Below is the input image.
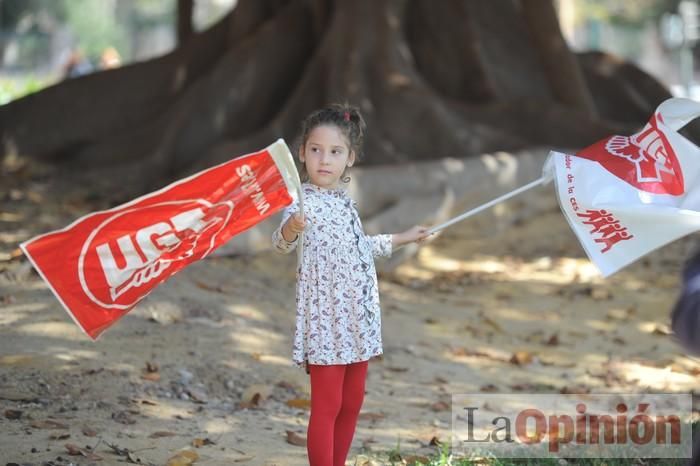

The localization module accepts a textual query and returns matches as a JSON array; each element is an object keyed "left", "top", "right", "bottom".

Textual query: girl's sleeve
[
  {"left": 367, "top": 234, "right": 393, "bottom": 258},
  {"left": 271, "top": 202, "right": 300, "bottom": 254},
  {"left": 351, "top": 201, "right": 392, "bottom": 258}
]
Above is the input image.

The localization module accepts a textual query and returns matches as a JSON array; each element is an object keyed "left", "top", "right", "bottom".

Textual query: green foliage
[
  {"left": 0, "top": 0, "right": 177, "bottom": 68},
  {"left": 364, "top": 433, "right": 690, "bottom": 465},
  {"left": 0, "top": 77, "right": 51, "bottom": 105},
  {"left": 60, "top": 0, "right": 127, "bottom": 61},
  {"left": 574, "top": 0, "right": 680, "bottom": 26}
]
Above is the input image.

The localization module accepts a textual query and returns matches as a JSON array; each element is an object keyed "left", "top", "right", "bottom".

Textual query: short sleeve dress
[{"left": 271, "top": 182, "right": 392, "bottom": 369}]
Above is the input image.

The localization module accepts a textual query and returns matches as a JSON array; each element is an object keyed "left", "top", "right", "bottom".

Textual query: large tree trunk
[
  {"left": 0, "top": 0, "right": 670, "bottom": 197},
  {"left": 177, "top": 0, "right": 194, "bottom": 45},
  {"left": 521, "top": 0, "right": 597, "bottom": 117}
]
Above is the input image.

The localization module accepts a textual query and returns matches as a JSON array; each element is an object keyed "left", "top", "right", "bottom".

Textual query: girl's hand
[
  {"left": 282, "top": 212, "right": 306, "bottom": 241},
  {"left": 395, "top": 225, "right": 434, "bottom": 247}
]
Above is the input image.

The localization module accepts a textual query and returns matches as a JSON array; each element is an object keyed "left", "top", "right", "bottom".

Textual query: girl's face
[{"left": 300, "top": 125, "right": 355, "bottom": 189}]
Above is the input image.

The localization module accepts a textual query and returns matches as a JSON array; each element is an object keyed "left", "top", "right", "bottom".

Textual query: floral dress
[{"left": 271, "top": 182, "right": 393, "bottom": 369}]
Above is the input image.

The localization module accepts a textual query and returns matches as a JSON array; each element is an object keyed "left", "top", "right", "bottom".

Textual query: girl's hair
[{"left": 297, "top": 103, "right": 366, "bottom": 183}]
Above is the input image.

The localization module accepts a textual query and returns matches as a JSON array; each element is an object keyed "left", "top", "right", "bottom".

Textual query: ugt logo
[
  {"left": 577, "top": 112, "right": 684, "bottom": 196},
  {"left": 78, "top": 200, "right": 233, "bottom": 309},
  {"left": 576, "top": 209, "right": 634, "bottom": 253}
]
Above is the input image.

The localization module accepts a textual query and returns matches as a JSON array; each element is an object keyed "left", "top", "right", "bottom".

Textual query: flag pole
[
  {"left": 268, "top": 139, "right": 305, "bottom": 265},
  {"left": 427, "top": 176, "right": 548, "bottom": 235},
  {"left": 296, "top": 184, "right": 305, "bottom": 266}
]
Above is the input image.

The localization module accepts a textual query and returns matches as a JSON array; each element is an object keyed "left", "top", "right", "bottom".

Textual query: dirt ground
[{"left": 1, "top": 156, "right": 699, "bottom": 465}]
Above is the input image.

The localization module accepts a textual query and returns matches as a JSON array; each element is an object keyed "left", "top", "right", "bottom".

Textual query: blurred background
[
  {"left": 0, "top": 0, "right": 237, "bottom": 103},
  {"left": 1, "top": 0, "right": 695, "bottom": 194},
  {"left": 0, "top": 0, "right": 696, "bottom": 102}
]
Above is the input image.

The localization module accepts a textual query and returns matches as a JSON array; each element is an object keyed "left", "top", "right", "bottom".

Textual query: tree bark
[
  {"left": 177, "top": 0, "right": 194, "bottom": 45},
  {"left": 0, "top": 0, "right": 669, "bottom": 198},
  {"left": 521, "top": 0, "right": 598, "bottom": 117}
]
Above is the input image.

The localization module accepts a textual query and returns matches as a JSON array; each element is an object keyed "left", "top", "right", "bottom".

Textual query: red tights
[{"left": 307, "top": 360, "right": 368, "bottom": 466}]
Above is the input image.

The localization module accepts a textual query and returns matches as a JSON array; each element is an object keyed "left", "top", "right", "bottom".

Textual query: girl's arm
[
  {"left": 391, "top": 226, "right": 432, "bottom": 249},
  {"left": 367, "top": 226, "right": 432, "bottom": 257},
  {"left": 271, "top": 205, "right": 300, "bottom": 254}
]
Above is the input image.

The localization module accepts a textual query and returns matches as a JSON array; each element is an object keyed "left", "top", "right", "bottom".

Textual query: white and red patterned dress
[{"left": 272, "top": 182, "right": 392, "bottom": 369}]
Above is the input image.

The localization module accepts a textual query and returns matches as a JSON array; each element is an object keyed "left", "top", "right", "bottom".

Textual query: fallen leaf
[
  {"left": 186, "top": 388, "right": 208, "bottom": 403},
  {"left": 431, "top": 401, "right": 450, "bottom": 412},
  {"left": 450, "top": 347, "right": 503, "bottom": 361},
  {"left": 358, "top": 412, "right": 385, "bottom": 422},
  {"left": 127, "top": 451, "right": 143, "bottom": 463},
  {"left": 64, "top": 443, "right": 102, "bottom": 460},
  {"left": 286, "top": 430, "right": 306, "bottom": 447},
  {"left": 149, "top": 431, "right": 178, "bottom": 438},
  {"left": 166, "top": 450, "right": 199, "bottom": 466},
  {"left": 192, "top": 437, "right": 215, "bottom": 447},
  {"left": 634, "top": 357, "right": 672, "bottom": 368},
  {"left": 276, "top": 380, "right": 295, "bottom": 390},
  {"left": 286, "top": 398, "right": 311, "bottom": 410},
  {"left": 386, "top": 366, "right": 409, "bottom": 372},
  {"left": 510, "top": 351, "right": 534, "bottom": 366},
  {"left": 238, "top": 394, "right": 261, "bottom": 409},
  {"left": 510, "top": 382, "right": 557, "bottom": 391},
  {"left": 0, "top": 294, "right": 16, "bottom": 305},
  {"left": 136, "top": 398, "right": 158, "bottom": 406},
  {"left": 145, "top": 361, "right": 159, "bottom": 372},
  {"left": 239, "top": 384, "right": 271, "bottom": 408},
  {"left": 194, "top": 280, "right": 225, "bottom": 293},
  {"left": 141, "top": 361, "right": 160, "bottom": 381},
  {"left": 479, "top": 384, "right": 499, "bottom": 392},
  {"left": 404, "top": 455, "right": 431, "bottom": 465},
  {"left": 31, "top": 419, "right": 68, "bottom": 429},
  {"left": 50, "top": 432, "right": 70, "bottom": 440},
  {"left": 4, "top": 409, "right": 22, "bottom": 419},
  {"left": 545, "top": 334, "right": 559, "bottom": 346},
  {"left": 495, "top": 292, "right": 512, "bottom": 301},
  {"left": 560, "top": 385, "right": 591, "bottom": 394},
  {"left": 591, "top": 288, "right": 612, "bottom": 300},
  {"left": 82, "top": 427, "right": 98, "bottom": 437},
  {"left": 112, "top": 410, "right": 136, "bottom": 425},
  {"left": 233, "top": 455, "right": 255, "bottom": 463},
  {"left": 606, "top": 308, "right": 633, "bottom": 321},
  {"left": 65, "top": 443, "right": 82, "bottom": 455},
  {"left": 652, "top": 324, "right": 672, "bottom": 336},
  {"left": 141, "top": 372, "right": 161, "bottom": 382}
]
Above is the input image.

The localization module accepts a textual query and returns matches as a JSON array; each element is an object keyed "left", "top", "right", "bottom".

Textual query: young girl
[{"left": 271, "top": 103, "right": 430, "bottom": 466}]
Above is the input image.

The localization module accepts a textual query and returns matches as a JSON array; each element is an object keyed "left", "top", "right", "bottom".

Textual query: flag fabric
[
  {"left": 20, "top": 139, "right": 300, "bottom": 339},
  {"left": 544, "top": 97, "right": 700, "bottom": 277}
]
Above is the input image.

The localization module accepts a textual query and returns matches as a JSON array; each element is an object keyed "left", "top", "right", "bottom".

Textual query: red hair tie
[{"left": 343, "top": 111, "right": 350, "bottom": 122}]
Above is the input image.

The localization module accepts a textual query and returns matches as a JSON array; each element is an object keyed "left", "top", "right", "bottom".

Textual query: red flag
[{"left": 20, "top": 139, "right": 298, "bottom": 339}]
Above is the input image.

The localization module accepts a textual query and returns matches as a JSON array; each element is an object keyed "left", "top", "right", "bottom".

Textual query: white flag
[{"left": 544, "top": 97, "right": 700, "bottom": 276}]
